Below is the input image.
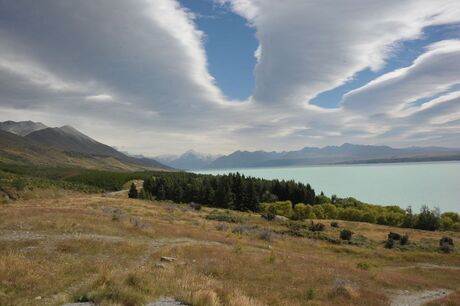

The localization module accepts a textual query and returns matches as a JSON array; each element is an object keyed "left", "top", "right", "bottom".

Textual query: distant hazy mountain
[
  {"left": 207, "top": 143, "right": 460, "bottom": 169},
  {"left": 0, "top": 121, "right": 170, "bottom": 171},
  {"left": 0, "top": 120, "right": 47, "bottom": 136},
  {"left": 155, "top": 150, "right": 221, "bottom": 169}
]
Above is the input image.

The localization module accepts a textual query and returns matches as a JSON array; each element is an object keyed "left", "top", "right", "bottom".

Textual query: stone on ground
[{"left": 146, "top": 297, "right": 187, "bottom": 305}]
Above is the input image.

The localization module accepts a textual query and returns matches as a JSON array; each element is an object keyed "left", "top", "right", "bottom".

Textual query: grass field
[{"left": 1, "top": 191, "right": 459, "bottom": 306}]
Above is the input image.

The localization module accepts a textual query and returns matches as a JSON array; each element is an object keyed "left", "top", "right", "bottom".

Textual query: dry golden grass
[{"left": 0, "top": 193, "right": 459, "bottom": 306}]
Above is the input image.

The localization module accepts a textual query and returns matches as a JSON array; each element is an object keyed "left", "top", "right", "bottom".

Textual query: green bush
[
  {"left": 260, "top": 201, "right": 293, "bottom": 218},
  {"left": 322, "top": 204, "right": 338, "bottom": 219},
  {"left": 414, "top": 206, "right": 441, "bottom": 231},
  {"left": 339, "top": 229, "right": 353, "bottom": 241},
  {"left": 356, "top": 262, "right": 370, "bottom": 270},
  {"left": 312, "top": 205, "right": 325, "bottom": 219},
  {"left": 293, "top": 203, "right": 314, "bottom": 220},
  {"left": 205, "top": 211, "right": 243, "bottom": 223},
  {"left": 11, "top": 178, "right": 26, "bottom": 191}
]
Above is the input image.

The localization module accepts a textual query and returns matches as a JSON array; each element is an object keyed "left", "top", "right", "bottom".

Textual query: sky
[{"left": 0, "top": 0, "right": 460, "bottom": 156}]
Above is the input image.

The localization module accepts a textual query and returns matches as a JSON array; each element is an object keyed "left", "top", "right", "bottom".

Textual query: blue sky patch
[{"left": 179, "top": 0, "right": 258, "bottom": 100}]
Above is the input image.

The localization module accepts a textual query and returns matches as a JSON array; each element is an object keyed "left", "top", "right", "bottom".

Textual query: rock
[
  {"left": 334, "top": 277, "right": 360, "bottom": 299},
  {"left": 155, "top": 263, "right": 167, "bottom": 269},
  {"left": 273, "top": 215, "right": 289, "bottom": 222},
  {"left": 34, "top": 296, "right": 42, "bottom": 300},
  {"left": 160, "top": 256, "right": 176, "bottom": 262},
  {"left": 146, "top": 297, "right": 187, "bottom": 305}
]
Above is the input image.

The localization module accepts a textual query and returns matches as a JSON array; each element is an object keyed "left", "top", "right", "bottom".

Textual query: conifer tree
[{"left": 128, "top": 182, "right": 138, "bottom": 199}]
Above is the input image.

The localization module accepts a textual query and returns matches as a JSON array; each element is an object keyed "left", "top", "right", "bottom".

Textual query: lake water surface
[{"left": 196, "top": 162, "right": 460, "bottom": 213}]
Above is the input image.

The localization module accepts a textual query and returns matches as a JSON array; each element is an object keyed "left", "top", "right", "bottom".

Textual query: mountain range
[
  {"left": 154, "top": 150, "right": 221, "bottom": 170},
  {"left": 0, "top": 121, "right": 170, "bottom": 171},
  {"left": 2, "top": 120, "right": 460, "bottom": 171},
  {"left": 0, "top": 120, "right": 48, "bottom": 136},
  {"left": 205, "top": 143, "right": 460, "bottom": 169}
]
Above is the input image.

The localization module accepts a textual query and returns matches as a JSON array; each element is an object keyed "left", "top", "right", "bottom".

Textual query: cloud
[
  {"left": 341, "top": 40, "right": 460, "bottom": 115},
  {"left": 85, "top": 94, "right": 115, "bottom": 103},
  {"left": 221, "top": 0, "right": 460, "bottom": 105},
  {"left": 0, "top": 0, "right": 459, "bottom": 154}
]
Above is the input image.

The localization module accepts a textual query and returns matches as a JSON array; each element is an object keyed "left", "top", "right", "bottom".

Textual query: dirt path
[
  {"left": 384, "top": 262, "right": 460, "bottom": 271},
  {"left": 0, "top": 230, "right": 126, "bottom": 242},
  {"left": 102, "top": 189, "right": 128, "bottom": 197},
  {"left": 389, "top": 289, "right": 452, "bottom": 306}
]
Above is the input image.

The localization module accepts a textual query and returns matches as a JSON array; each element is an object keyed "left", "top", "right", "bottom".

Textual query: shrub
[
  {"left": 293, "top": 203, "right": 314, "bottom": 220},
  {"left": 232, "top": 224, "right": 251, "bottom": 235},
  {"left": 339, "top": 229, "right": 353, "bottom": 241},
  {"left": 189, "top": 202, "right": 202, "bottom": 211},
  {"left": 454, "top": 222, "right": 460, "bottom": 232},
  {"left": 440, "top": 243, "right": 454, "bottom": 253},
  {"left": 205, "top": 211, "right": 243, "bottom": 223},
  {"left": 261, "top": 212, "right": 276, "bottom": 221},
  {"left": 439, "top": 237, "right": 454, "bottom": 253},
  {"left": 261, "top": 201, "right": 294, "bottom": 218},
  {"left": 440, "top": 216, "right": 454, "bottom": 231},
  {"left": 414, "top": 206, "right": 441, "bottom": 231},
  {"left": 11, "top": 178, "right": 26, "bottom": 191},
  {"left": 215, "top": 223, "right": 228, "bottom": 231},
  {"left": 305, "top": 288, "right": 315, "bottom": 300},
  {"left": 400, "top": 234, "right": 409, "bottom": 245},
  {"left": 138, "top": 189, "right": 152, "bottom": 200},
  {"left": 312, "top": 205, "right": 325, "bottom": 219},
  {"left": 356, "top": 262, "right": 370, "bottom": 270},
  {"left": 385, "top": 238, "right": 395, "bottom": 249},
  {"left": 388, "top": 232, "right": 401, "bottom": 240},
  {"left": 322, "top": 204, "right": 338, "bottom": 219},
  {"left": 442, "top": 212, "right": 460, "bottom": 223},
  {"left": 309, "top": 221, "right": 325, "bottom": 232},
  {"left": 258, "top": 229, "right": 275, "bottom": 241},
  {"left": 284, "top": 221, "right": 310, "bottom": 237},
  {"left": 330, "top": 221, "right": 339, "bottom": 228},
  {"left": 111, "top": 209, "right": 125, "bottom": 222},
  {"left": 316, "top": 193, "right": 331, "bottom": 204}
]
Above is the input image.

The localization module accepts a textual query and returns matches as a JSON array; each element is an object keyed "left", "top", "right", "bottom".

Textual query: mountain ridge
[
  {"left": 155, "top": 149, "right": 221, "bottom": 170},
  {"left": 0, "top": 121, "right": 170, "bottom": 171},
  {"left": 0, "top": 120, "right": 48, "bottom": 136},
  {"left": 206, "top": 143, "right": 460, "bottom": 169}
]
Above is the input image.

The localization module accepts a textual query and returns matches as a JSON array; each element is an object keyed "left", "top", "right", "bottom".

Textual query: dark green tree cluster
[
  {"left": 142, "top": 172, "right": 316, "bottom": 212},
  {"left": 128, "top": 183, "right": 138, "bottom": 199}
]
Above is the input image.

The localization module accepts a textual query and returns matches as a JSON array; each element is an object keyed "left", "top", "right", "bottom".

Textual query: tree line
[
  {"left": 142, "top": 172, "right": 316, "bottom": 212},
  {"left": 139, "top": 172, "right": 459, "bottom": 232}
]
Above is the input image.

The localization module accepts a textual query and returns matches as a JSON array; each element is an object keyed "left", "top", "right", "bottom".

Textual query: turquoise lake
[{"left": 196, "top": 161, "right": 460, "bottom": 213}]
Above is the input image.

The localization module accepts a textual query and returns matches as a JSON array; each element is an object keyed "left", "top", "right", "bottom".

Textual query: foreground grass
[{"left": 0, "top": 193, "right": 459, "bottom": 306}]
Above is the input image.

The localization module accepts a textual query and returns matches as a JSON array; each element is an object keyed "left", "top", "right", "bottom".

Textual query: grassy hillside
[
  {"left": 1, "top": 165, "right": 458, "bottom": 305},
  {"left": 0, "top": 191, "right": 459, "bottom": 306},
  {"left": 0, "top": 163, "right": 167, "bottom": 202},
  {"left": 0, "top": 128, "right": 170, "bottom": 172}
]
